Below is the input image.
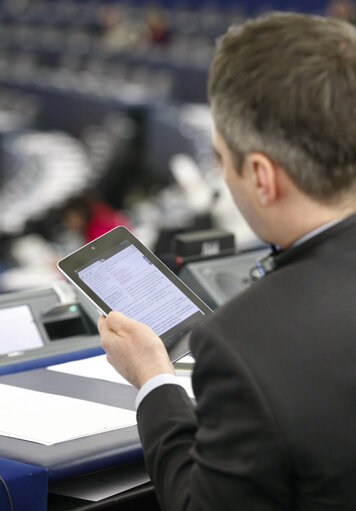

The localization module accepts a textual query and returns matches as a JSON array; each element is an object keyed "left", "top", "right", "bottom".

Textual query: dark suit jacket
[{"left": 137, "top": 214, "right": 356, "bottom": 510}]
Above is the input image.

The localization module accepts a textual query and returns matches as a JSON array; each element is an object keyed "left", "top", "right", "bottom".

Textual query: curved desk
[{"left": 0, "top": 366, "right": 145, "bottom": 511}]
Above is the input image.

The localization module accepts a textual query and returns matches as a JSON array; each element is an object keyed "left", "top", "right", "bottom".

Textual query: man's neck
[{"left": 275, "top": 198, "right": 356, "bottom": 249}]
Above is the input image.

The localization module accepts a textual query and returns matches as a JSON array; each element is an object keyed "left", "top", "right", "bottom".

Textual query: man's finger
[
  {"left": 97, "top": 315, "right": 107, "bottom": 333},
  {"left": 106, "top": 310, "right": 132, "bottom": 332}
]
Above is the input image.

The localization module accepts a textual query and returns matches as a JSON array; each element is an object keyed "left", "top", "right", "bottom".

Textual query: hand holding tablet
[
  {"left": 57, "top": 227, "right": 211, "bottom": 362},
  {"left": 97, "top": 311, "right": 175, "bottom": 388}
]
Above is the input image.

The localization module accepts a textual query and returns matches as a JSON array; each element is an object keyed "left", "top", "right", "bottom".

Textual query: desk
[
  {"left": 0, "top": 366, "right": 145, "bottom": 510},
  {"left": 0, "top": 457, "right": 47, "bottom": 511},
  {"left": 0, "top": 347, "right": 193, "bottom": 510}
]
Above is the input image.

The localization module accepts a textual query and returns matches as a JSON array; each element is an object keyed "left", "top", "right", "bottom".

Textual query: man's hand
[{"left": 97, "top": 311, "right": 175, "bottom": 389}]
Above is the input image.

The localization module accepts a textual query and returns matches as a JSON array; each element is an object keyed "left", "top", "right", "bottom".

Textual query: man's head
[{"left": 209, "top": 12, "right": 356, "bottom": 204}]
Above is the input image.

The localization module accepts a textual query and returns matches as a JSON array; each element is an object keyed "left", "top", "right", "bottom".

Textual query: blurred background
[{"left": 0, "top": 0, "right": 353, "bottom": 292}]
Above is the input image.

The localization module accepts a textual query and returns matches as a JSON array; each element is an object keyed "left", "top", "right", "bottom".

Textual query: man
[{"left": 98, "top": 12, "right": 356, "bottom": 510}]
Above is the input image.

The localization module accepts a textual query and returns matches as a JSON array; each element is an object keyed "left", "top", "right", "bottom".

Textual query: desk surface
[{"left": 0, "top": 368, "right": 142, "bottom": 481}]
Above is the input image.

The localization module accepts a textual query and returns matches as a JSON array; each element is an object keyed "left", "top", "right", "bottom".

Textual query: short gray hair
[{"left": 209, "top": 12, "right": 356, "bottom": 201}]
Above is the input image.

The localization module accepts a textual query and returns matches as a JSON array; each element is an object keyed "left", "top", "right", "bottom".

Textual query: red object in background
[{"left": 85, "top": 202, "right": 132, "bottom": 243}]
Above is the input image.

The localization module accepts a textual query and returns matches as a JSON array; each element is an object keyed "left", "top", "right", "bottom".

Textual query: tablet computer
[{"left": 57, "top": 226, "right": 211, "bottom": 361}]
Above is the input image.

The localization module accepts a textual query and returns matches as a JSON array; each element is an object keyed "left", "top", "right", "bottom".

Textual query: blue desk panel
[
  {"left": 0, "top": 457, "right": 47, "bottom": 511},
  {"left": 0, "top": 368, "right": 142, "bottom": 481},
  {"left": 0, "top": 346, "right": 104, "bottom": 376}
]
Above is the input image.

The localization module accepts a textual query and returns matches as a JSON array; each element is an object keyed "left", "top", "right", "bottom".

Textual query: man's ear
[{"left": 245, "top": 152, "right": 279, "bottom": 206}]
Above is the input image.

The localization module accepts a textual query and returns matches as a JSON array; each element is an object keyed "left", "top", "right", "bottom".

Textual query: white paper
[
  {"left": 48, "top": 355, "right": 132, "bottom": 386},
  {"left": 0, "top": 384, "right": 136, "bottom": 445},
  {"left": 176, "top": 354, "right": 195, "bottom": 365},
  {"left": 48, "top": 355, "right": 195, "bottom": 398},
  {"left": 175, "top": 371, "right": 194, "bottom": 398}
]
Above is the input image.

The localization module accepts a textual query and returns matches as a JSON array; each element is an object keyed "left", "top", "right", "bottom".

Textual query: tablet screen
[
  {"left": 0, "top": 304, "right": 44, "bottom": 356},
  {"left": 58, "top": 228, "right": 211, "bottom": 350}
]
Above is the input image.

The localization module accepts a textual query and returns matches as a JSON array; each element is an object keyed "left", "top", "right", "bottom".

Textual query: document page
[
  {"left": 78, "top": 244, "right": 200, "bottom": 335},
  {"left": 48, "top": 355, "right": 195, "bottom": 398},
  {"left": 0, "top": 384, "right": 136, "bottom": 445},
  {"left": 48, "top": 355, "right": 131, "bottom": 386}
]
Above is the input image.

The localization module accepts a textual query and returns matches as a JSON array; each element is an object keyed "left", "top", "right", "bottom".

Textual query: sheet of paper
[
  {"left": 180, "top": 354, "right": 195, "bottom": 364},
  {"left": 48, "top": 355, "right": 132, "bottom": 386},
  {"left": 48, "top": 355, "right": 195, "bottom": 398},
  {"left": 175, "top": 372, "right": 194, "bottom": 399},
  {"left": 0, "top": 384, "right": 136, "bottom": 445}
]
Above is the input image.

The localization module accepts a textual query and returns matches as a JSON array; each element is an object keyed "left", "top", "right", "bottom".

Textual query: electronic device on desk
[
  {"left": 173, "top": 230, "right": 268, "bottom": 309},
  {"left": 0, "top": 281, "right": 101, "bottom": 375},
  {"left": 173, "top": 229, "right": 236, "bottom": 265}
]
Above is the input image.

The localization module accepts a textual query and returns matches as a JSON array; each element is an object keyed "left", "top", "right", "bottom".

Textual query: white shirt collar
[{"left": 292, "top": 217, "right": 346, "bottom": 248}]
